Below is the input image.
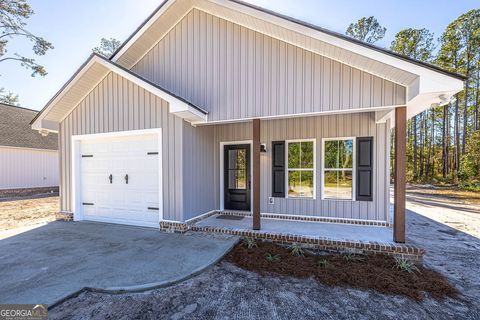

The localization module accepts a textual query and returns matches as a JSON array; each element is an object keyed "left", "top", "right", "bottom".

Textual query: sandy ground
[
  {"left": 0, "top": 196, "right": 58, "bottom": 231},
  {"left": 48, "top": 188, "right": 480, "bottom": 320},
  {"left": 404, "top": 184, "right": 480, "bottom": 238}
]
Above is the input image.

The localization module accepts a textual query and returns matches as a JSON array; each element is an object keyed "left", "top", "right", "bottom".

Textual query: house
[
  {"left": 31, "top": 0, "right": 463, "bottom": 245},
  {"left": 0, "top": 103, "right": 59, "bottom": 192}
]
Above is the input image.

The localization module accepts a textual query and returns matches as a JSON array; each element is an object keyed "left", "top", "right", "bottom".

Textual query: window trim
[
  {"left": 321, "top": 137, "right": 356, "bottom": 201},
  {"left": 285, "top": 139, "right": 316, "bottom": 199}
]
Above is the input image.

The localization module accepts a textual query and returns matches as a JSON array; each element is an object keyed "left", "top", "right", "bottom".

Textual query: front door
[{"left": 224, "top": 144, "right": 251, "bottom": 211}]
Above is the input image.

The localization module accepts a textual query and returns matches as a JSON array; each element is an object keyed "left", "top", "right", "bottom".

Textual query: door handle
[
  {"left": 125, "top": 174, "right": 129, "bottom": 184},
  {"left": 109, "top": 174, "right": 113, "bottom": 184}
]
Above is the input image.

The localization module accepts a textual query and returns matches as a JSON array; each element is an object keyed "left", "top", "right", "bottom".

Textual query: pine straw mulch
[{"left": 225, "top": 241, "right": 458, "bottom": 302}]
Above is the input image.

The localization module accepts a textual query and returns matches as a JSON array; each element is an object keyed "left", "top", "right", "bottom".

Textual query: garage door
[{"left": 79, "top": 133, "right": 160, "bottom": 228}]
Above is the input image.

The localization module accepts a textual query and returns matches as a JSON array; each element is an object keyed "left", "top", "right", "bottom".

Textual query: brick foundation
[
  {"left": 190, "top": 224, "right": 424, "bottom": 262},
  {"left": 56, "top": 211, "right": 73, "bottom": 221}
]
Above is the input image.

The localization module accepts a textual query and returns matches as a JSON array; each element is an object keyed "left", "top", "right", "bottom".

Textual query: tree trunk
[
  {"left": 419, "top": 112, "right": 424, "bottom": 178},
  {"left": 413, "top": 115, "right": 418, "bottom": 179},
  {"left": 427, "top": 109, "right": 435, "bottom": 177},
  {"left": 442, "top": 104, "right": 448, "bottom": 178},
  {"left": 475, "top": 67, "right": 479, "bottom": 131},
  {"left": 455, "top": 94, "right": 460, "bottom": 179}
]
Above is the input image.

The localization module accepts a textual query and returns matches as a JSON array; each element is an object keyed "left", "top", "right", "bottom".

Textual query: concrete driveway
[{"left": 0, "top": 221, "right": 237, "bottom": 306}]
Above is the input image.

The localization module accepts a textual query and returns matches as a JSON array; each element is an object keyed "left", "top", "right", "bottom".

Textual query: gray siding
[
  {"left": 182, "top": 123, "right": 216, "bottom": 220},
  {"left": 59, "top": 72, "right": 184, "bottom": 221},
  {"left": 183, "top": 113, "right": 390, "bottom": 222},
  {"left": 132, "top": 8, "right": 406, "bottom": 122}
]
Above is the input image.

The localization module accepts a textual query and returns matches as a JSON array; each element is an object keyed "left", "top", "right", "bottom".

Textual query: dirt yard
[
  {"left": 404, "top": 184, "right": 480, "bottom": 238},
  {"left": 0, "top": 196, "right": 59, "bottom": 230}
]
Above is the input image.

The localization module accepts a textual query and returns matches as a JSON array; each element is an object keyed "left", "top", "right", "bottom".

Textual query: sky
[{"left": 1, "top": 0, "right": 479, "bottom": 110}]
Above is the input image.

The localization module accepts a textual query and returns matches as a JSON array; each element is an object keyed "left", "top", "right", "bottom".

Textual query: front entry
[{"left": 224, "top": 144, "right": 251, "bottom": 211}]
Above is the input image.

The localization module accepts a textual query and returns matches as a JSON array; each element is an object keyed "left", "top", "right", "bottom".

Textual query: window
[
  {"left": 286, "top": 140, "right": 315, "bottom": 198},
  {"left": 322, "top": 138, "right": 354, "bottom": 200}
]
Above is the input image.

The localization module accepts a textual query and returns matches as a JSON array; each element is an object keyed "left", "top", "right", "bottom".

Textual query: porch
[{"left": 190, "top": 211, "right": 424, "bottom": 261}]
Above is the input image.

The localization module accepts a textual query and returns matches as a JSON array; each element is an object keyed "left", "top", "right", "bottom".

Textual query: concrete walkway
[{"left": 0, "top": 221, "right": 237, "bottom": 305}]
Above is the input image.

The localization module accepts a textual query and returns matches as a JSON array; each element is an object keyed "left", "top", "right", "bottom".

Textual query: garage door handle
[
  {"left": 125, "top": 174, "right": 129, "bottom": 184},
  {"left": 109, "top": 174, "right": 113, "bottom": 184}
]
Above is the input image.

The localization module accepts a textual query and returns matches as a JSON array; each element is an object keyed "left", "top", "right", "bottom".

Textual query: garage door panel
[{"left": 79, "top": 133, "right": 160, "bottom": 228}]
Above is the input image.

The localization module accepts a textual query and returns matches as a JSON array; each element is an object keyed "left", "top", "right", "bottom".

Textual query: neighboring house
[
  {"left": 31, "top": 0, "right": 463, "bottom": 243},
  {"left": 0, "top": 103, "right": 59, "bottom": 190}
]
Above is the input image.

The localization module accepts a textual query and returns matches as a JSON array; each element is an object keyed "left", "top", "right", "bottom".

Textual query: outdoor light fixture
[{"left": 260, "top": 144, "right": 267, "bottom": 152}]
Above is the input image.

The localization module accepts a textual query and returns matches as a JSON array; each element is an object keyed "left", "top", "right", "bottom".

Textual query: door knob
[
  {"left": 109, "top": 174, "right": 113, "bottom": 184},
  {"left": 125, "top": 174, "right": 129, "bottom": 184}
]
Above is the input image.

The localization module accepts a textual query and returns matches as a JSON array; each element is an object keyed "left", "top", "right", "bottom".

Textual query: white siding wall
[{"left": 0, "top": 146, "right": 59, "bottom": 189}]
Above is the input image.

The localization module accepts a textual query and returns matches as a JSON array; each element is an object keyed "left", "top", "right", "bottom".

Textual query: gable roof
[
  {"left": 110, "top": 0, "right": 464, "bottom": 119},
  {"left": 0, "top": 103, "right": 57, "bottom": 150},
  {"left": 31, "top": 53, "right": 207, "bottom": 133},
  {"left": 113, "top": 0, "right": 465, "bottom": 81}
]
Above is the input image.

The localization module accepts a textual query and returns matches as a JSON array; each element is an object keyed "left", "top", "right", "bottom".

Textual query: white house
[{"left": 0, "top": 103, "right": 59, "bottom": 191}]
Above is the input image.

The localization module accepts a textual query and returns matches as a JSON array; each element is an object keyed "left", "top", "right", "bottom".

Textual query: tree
[
  {"left": 391, "top": 28, "right": 436, "bottom": 180},
  {"left": 346, "top": 16, "right": 386, "bottom": 44},
  {"left": 454, "top": 10, "right": 480, "bottom": 155},
  {"left": 93, "top": 37, "right": 121, "bottom": 58},
  {"left": 0, "top": 88, "right": 19, "bottom": 105},
  {"left": 0, "top": 0, "right": 54, "bottom": 76}
]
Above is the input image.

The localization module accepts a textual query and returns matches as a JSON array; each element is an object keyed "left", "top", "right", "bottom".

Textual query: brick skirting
[
  {"left": 190, "top": 225, "right": 425, "bottom": 261},
  {"left": 56, "top": 211, "right": 73, "bottom": 221}
]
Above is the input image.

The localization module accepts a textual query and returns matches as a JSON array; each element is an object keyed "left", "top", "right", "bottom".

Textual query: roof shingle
[{"left": 0, "top": 103, "right": 58, "bottom": 150}]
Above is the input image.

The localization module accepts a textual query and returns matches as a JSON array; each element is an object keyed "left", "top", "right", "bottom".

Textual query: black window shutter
[
  {"left": 356, "top": 137, "right": 373, "bottom": 201},
  {"left": 272, "top": 141, "right": 285, "bottom": 197}
]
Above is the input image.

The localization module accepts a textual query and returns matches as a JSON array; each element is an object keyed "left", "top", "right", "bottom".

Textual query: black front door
[{"left": 224, "top": 144, "right": 251, "bottom": 211}]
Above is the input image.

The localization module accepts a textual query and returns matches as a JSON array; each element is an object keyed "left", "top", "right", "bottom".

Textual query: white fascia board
[
  {"left": 32, "top": 54, "right": 206, "bottom": 131},
  {"left": 31, "top": 57, "right": 100, "bottom": 132}
]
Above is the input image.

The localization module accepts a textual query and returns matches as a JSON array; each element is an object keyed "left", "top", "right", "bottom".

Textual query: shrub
[
  {"left": 289, "top": 243, "right": 305, "bottom": 257},
  {"left": 394, "top": 257, "right": 420, "bottom": 274},
  {"left": 243, "top": 237, "right": 257, "bottom": 249},
  {"left": 317, "top": 259, "right": 332, "bottom": 268},
  {"left": 265, "top": 253, "right": 281, "bottom": 263}
]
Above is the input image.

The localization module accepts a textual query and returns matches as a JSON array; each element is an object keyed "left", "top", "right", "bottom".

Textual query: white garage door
[{"left": 79, "top": 133, "right": 160, "bottom": 228}]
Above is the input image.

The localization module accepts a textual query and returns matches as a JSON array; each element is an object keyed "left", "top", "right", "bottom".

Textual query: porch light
[{"left": 260, "top": 144, "right": 267, "bottom": 153}]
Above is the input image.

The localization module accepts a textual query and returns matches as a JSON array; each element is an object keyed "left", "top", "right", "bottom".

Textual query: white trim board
[{"left": 71, "top": 128, "right": 163, "bottom": 226}]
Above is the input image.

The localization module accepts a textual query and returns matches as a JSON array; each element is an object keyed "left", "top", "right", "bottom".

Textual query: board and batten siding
[
  {"left": 0, "top": 146, "right": 59, "bottom": 189},
  {"left": 59, "top": 71, "right": 184, "bottom": 221},
  {"left": 132, "top": 8, "right": 406, "bottom": 122},
  {"left": 182, "top": 112, "right": 391, "bottom": 222}
]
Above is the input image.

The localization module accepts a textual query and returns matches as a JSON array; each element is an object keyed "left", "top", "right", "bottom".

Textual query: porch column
[
  {"left": 394, "top": 106, "right": 406, "bottom": 243},
  {"left": 252, "top": 118, "right": 261, "bottom": 230}
]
